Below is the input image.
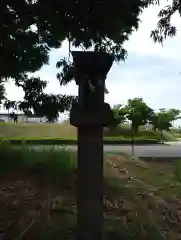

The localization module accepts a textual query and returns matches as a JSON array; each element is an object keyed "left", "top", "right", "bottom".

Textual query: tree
[
  {"left": 3, "top": 100, "right": 11, "bottom": 116},
  {"left": 15, "top": 75, "right": 47, "bottom": 110},
  {"left": 9, "top": 112, "right": 18, "bottom": 123},
  {"left": 110, "top": 105, "right": 127, "bottom": 126},
  {"left": 3, "top": 100, "right": 18, "bottom": 116},
  {"left": 3, "top": 100, "right": 19, "bottom": 123},
  {"left": 151, "top": 108, "right": 181, "bottom": 135},
  {"left": 14, "top": 75, "right": 77, "bottom": 122},
  {"left": 33, "top": 94, "right": 75, "bottom": 123},
  {"left": 124, "top": 98, "right": 154, "bottom": 134},
  {"left": 150, "top": 0, "right": 181, "bottom": 43},
  {"left": 151, "top": 110, "right": 172, "bottom": 137},
  {"left": 0, "top": 82, "right": 5, "bottom": 105},
  {"left": 18, "top": 101, "right": 33, "bottom": 122},
  {"left": 167, "top": 108, "right": 181, "bottom": 123},
  {"left": 106, "top": 105, "right": 127, "bottom": 136},
  {"left": 123, "top": 98, "right": 154, "bottom": 155},
  {"left": 0, "top": 1, "right": 62, "bottom": 80},
  {"left": 0, "top": 0, "right": 154, "bottom": 81},
  {"left": 53, "top": 0, "right": 155, "bottom": 87}
]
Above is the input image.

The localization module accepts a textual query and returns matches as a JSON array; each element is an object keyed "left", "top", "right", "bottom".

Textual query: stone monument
[{"left": 70, "top": 51, "right": 114, "bottom": 239}]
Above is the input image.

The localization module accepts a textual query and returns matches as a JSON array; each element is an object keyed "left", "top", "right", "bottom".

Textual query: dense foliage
[
  {"left": 150, "top": 108, "right": 181, "bottom": 134},
  {"left": 1, "top": 1, "right": 160, "bottom": 90},
  {"left": 111, "top": 98, "right": 181, "bottom": 135},
  {"left": 0, "top": 80, "right": 6, "bottom": 104},
  {"left": 0, "top": 0, "right": 153, "bottom": 80},
  {"left": 1, "top": 0, "right": 157, "bottom": 116},
  {"left": 151, "top": 0, "right": 181, "bottom": 43},
  {"left": 123, "top": 98, "right": 154, "bottom": 133},
  {"left": 3, "top": 76, "right": 76, "bottom": 123}
]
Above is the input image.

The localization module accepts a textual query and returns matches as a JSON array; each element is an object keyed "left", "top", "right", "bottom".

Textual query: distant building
[{"left": 25, "top": 117, "right": 47, "bottom": 123}]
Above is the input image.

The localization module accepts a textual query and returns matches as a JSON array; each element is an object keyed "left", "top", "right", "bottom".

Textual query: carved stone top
[{"left": 71, "top": 51, "right": 114, "bottom": 85}]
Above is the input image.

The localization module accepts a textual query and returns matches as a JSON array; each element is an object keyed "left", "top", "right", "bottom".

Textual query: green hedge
[{"left": 0, "top": 137, "right": 160, "bottom": 145}]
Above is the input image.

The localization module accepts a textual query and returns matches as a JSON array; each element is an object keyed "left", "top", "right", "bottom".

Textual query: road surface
[{"left": 34, "top": 142, "right": 181, "bottom": 158}]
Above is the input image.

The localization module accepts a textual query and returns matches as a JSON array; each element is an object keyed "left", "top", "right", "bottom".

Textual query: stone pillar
[{"left": 70, "top": 51, "right": 113, "bottom": 240}]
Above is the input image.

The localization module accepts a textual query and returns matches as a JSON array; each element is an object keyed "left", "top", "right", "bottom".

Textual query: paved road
[{"left": 35, "top": 142, "right": 181, "bottom": 158}]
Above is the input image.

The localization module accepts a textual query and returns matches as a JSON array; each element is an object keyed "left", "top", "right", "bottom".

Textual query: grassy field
[
  {"left": 0, "top": 122, "right": 77, "bottom": 139},
  {"left": 0, "top": 144, "right": 181, "bottom": 239},
  {"left": 0, "top": 122, "right": 176, "bottom": 143},
  {"left": 170, "top": 129, "right": 181, "bottom": 140},
  {"left": 104, "top": 155, "right": 181, "bottom": 239}
]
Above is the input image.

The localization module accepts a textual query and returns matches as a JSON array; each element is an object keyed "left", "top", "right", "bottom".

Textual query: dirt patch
[
  {"left": 0, "top": 173, "right": 76, "bottom": 240},
  {"left": 1, "top": 155, "right": 181, "bottom": 239}
]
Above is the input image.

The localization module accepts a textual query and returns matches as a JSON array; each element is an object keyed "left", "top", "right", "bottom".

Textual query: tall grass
[
  {"left": 173, "top": 159, "right": 181, "bottom": 182},
  {"left": 0, "top": 143, "right": 76, "bottom": 178}
]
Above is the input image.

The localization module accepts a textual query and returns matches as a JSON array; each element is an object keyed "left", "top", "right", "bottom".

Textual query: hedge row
[{"left": 0, "top": 138, "right": 160, "bottom": 145}]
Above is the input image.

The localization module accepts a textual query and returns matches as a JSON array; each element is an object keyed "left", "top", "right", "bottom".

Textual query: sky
[{"left": 4, "top": 1, "right": 181, "bottom": 125}]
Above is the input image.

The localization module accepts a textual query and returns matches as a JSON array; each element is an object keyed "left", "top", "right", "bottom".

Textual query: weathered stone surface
[
  {"left": 71, "top": 51, "right": 113, "bottom": 85},
  {"left": 70, "top": 102, "right": 113, "bottom": 127}
]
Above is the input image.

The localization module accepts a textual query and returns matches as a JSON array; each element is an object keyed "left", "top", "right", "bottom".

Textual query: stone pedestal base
[
  {"left": 70, "top": 103, "right": 113, "bottom": 240},
  {"left": 76, "top": 126, "right": 103, "bottom": 239}
]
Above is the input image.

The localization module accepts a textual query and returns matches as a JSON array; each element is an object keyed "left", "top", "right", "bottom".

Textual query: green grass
[
  {"left": 0, "top": 144, "right": 180, "bottom": 239},
  {"left": 0, "top": 122, "right": 175, "bottom": 144},
  {"left": 0, "top": 122, "right": 77, "bottom": 139},
  {"left": 104, "top": 155, "right": 181, "bottom": 239},
  {"left": 105, "top": 124, "right": 176, "bottom": 142},
  {"left": 0, "top": 142, "right": 76, "bottom": 177},
  {"left": 0, "top": 137, "right": 160, "bottom": 145},
  {"left": 170, "top": 131, "right": 181, "bottom": 140},
  {"left": 168, "top": 128, "right": 181, "bottom": 141}
]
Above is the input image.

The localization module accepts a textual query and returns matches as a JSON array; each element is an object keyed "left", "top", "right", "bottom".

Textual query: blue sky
[{"left": 5, "top": 2, "right": 181, "bottom": 125}]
